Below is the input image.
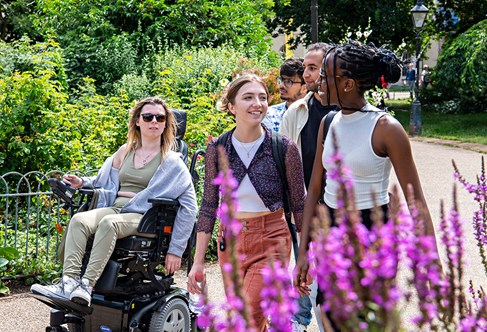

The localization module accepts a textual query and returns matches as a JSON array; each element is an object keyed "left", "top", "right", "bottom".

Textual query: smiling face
[
  {"left": 136, "top": 103, "right": 166, "bottom": 138},
  {"left": 228, "top": 81, "right": 268, "bottom": 127},
  {"left": 317, "top": 52, "right": 349, "bottom": 106},
  {"left": 303, "top": 50, "right": 325, "bottom": 92}
]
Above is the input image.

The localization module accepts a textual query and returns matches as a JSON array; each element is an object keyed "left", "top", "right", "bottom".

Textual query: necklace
[
  {"left": 235, "top": 138, "right": 260, "bottom": 158},
  {"left": 138, "top": 149, "right": 158, "bottom": 166}
]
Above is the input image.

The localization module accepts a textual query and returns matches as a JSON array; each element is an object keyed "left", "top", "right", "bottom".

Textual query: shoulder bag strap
[{"left": 271, "top": 131, "right": 298, "bottom": 245}]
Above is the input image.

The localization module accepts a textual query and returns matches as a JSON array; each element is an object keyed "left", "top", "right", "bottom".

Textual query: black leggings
[{"left": 316, "top": 204, "right": 389, "bottom": 331}]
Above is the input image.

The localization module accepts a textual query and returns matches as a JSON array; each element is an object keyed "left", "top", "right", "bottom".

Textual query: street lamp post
[
  {"left": 409, "top": 0, "right": 429, "bottom": 136},
  {"left": 311, "top": 0, "right": 318, "bottom": 43}
]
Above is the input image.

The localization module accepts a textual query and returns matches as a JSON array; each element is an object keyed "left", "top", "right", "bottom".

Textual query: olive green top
[{"left": 112, "top": 150, "right": 161, "bottom": 208}]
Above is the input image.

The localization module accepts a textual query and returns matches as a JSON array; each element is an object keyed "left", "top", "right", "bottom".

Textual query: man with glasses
[
  {"left": 262, "top": 58, "right": 306, "bottom": 133},
  {"left": 280, "top": 42, "right": 336, "bottom": 332}
]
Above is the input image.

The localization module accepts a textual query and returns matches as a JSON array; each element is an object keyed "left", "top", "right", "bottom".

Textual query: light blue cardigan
[{"left": 81, "top": 150, "right": 198, "bottom": 257}]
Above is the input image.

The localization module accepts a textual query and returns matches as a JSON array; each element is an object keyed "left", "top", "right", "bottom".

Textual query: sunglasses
[{"left": 140, "top": 113, "right": 166, "bottom": 123}]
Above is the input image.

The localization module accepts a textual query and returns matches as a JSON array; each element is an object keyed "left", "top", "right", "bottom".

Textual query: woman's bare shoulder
[{"left": 112, "top": 144, "right": 130, "bottom": 168}]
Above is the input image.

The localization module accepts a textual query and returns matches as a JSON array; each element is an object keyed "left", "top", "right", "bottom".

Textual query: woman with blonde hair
[{"left": 32, "top": 96, "right": 198, "bottom": 307}]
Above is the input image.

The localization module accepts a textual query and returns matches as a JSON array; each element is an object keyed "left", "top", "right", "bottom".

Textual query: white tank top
[
  {"left": 232, "top": 134, "right": 269, "bottom": 212},
  {"left": 322, "top": 104, "right": 392, "bottom": 210}
]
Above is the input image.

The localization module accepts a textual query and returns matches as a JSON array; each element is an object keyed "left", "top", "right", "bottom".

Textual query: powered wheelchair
[{"left": 30, "top": 109, "right": 205, "bottom": 332}]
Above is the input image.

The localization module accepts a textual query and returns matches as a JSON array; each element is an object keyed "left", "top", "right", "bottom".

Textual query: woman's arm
[
  {"left": 375, "top": 116, "right": 437, "bottom": 241},
  {"left": 188, "top": 141, "right": 220, "bottom": 293},
  {"left": 295, "top": 117, "right": 327, "bottom": 294},
  {"left": 284, "top": 139, "right": 306, "bottom": 231},
  {"left": 63, "top": 145, "right": 128, "bottom": 190}
]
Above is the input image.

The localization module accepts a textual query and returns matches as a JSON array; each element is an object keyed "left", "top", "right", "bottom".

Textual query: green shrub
[
  {"left": 0, "top": 37, "right": 67, "bottom": 86},
  {"left": 422, "top": 20, "right": 487, "bottom": 114},
  {"left": 149, "top": 45, "right": 281, "bottom": 152},
  {"left": 23, "top": 0, "right": 276, "bottom": 93},
  {"left": 62, "top": 33, "right": 139, "bottom": 94}
]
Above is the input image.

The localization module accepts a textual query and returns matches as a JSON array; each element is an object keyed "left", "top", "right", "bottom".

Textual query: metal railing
[{"left": 0, "top": 170, "right": 97, "bottom": 262}]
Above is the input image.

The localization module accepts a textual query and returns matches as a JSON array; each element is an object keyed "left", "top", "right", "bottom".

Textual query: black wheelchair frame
[{"left": 30, "top": 109, "right": 206, "bottom": 332}]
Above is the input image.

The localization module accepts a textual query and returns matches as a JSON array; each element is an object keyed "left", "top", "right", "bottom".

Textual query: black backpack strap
[
  {"left": 217, "top": 131, "right": 231, "bottom": 148},
  {"left": 271, "top": 131, "right": 298, "bottom": 245},
  {"left": 322, "top": 110, "right": 337, "bottom": 145}
]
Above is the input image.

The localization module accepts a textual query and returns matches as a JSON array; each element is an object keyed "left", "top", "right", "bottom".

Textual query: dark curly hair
[
  {"left": 330, "top": 40, "right": 402, "bottom": 94},
  {"left": 280, "top": 57, "right": 304, "bottom": 83}
]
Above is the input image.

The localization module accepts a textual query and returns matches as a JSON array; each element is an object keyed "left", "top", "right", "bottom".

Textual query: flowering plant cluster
[{"left": 454, "top": 156, "right": 487, "bottom": 276}]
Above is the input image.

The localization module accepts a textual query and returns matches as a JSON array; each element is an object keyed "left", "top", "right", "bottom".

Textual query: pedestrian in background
[{"left": 405, "top": 62, "right": 416, "bottom": 99}]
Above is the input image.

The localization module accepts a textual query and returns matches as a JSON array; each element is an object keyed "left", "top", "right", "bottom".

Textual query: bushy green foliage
[
  {"left": 421, "top": 20, "right": 487, "bottom": 114},
  {"left": 62, "top": 33, "right": 139, "bottom": 93},
  {"left": 0, "top": 37, "right": 67, "bottom": 86},
  {"left": 0, "top": 37, "right": 133, "bottom": 174},
  {"left": 15, "top": 0, "right": 276, "bottom": 93},
  {"left": 268, "top": 0, "right": 433, "bottom": 52},
  {"left": 0, "top": 246, "right": 20, "bottom": 294}
]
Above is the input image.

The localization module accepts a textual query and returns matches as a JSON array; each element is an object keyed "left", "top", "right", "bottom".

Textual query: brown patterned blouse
[{"left": 197, "top": 127, "right": 306, "bottom": 233}]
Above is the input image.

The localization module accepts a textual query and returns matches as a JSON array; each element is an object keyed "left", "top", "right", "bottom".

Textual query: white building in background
[{"left": 271, "top": 31, "right": 306, "bottom": 59}]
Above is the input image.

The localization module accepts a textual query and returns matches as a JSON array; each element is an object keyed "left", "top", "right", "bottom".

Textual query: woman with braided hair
[{"left": 294, "top": 40, "right": 439, "bottom": 330}]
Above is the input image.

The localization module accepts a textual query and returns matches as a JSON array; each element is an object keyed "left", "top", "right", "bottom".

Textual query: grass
[{"left": 386, "top": 99, "right": 487, "bottom": 146}]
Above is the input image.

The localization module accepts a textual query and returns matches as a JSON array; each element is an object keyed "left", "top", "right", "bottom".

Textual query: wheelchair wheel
[{"left": 149, "top": 298, "right": 191, "bottom": 332}]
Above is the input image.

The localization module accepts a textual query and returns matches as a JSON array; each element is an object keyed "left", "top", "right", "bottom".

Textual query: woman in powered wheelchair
[{"left": 30, "top": 96, "right": 199, "bottom": 331}]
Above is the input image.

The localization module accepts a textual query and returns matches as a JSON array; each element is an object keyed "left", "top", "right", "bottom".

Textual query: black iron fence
[{"left": 0, "top": 170, "right": 97, "bottom": 262}]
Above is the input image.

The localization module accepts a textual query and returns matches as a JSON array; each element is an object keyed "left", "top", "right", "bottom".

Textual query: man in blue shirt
[
  {"left": 406, "top": 62, "right": 416, "bottom": 100},
  {"left": 262, "top": 58, "right": 306, "bottom": 132}
]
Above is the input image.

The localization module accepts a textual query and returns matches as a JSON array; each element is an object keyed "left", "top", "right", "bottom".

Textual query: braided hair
[{"left": 334, "top": 40, "right": 402, "bottom": 94}]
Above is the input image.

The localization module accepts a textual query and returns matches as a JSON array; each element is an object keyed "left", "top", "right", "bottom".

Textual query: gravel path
[{"left": 1, "top": 139, "right": 486, "bottom": 332}]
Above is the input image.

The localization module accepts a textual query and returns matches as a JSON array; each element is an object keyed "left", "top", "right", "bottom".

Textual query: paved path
[{"left": 1, "top": 140, "right": 486, "bottom": 332}]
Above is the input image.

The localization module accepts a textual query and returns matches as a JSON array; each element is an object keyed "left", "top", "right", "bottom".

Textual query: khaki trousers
[
  {"left": 63, "top": 207, "right": 143, "bottom": 286},
  {"left": 218, "top": 209, "right": 291, "bottom": 332}
]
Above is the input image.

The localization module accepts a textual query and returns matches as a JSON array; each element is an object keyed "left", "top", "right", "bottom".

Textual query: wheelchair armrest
[
  {"left": 78, "top": 188, "right": 94, "bottom": 195},
  {"left": 148, "top": 198, "right": 180, "bottom": 207},
  {"left": 137, "top": 198, "right": 180, "bottom": 234}
]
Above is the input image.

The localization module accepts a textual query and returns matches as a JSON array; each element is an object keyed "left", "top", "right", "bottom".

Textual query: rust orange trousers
[{"left": 218, "top": 209, "right": 292, "bottom": 332}]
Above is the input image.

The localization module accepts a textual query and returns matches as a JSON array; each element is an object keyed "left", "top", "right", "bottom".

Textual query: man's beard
[{"left": 307, "top": 82, "right": 318, "bottom": 92}]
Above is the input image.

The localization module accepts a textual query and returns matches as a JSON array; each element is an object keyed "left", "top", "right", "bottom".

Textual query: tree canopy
[
  {"left": 422, "top": 19, "right": 487, "bottom": 114},
  {"left": 1, "top": 0, "right": 276, "bottom": 92},
  {"left": 433, "top": 0, "right": 487, "bottom": 38},
  {"left": 267, "top": 0, "right": 436, "bottom": 50}
]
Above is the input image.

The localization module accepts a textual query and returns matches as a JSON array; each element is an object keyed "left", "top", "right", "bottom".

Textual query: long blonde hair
[{"left": 126, "top": 96, "right": 177, "bottom": 161}]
